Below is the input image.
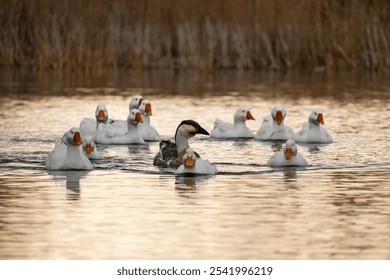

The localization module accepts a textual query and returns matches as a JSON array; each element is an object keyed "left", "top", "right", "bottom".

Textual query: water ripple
[{"left": 1, "top": 73, "right": 390, "bottom": 259}]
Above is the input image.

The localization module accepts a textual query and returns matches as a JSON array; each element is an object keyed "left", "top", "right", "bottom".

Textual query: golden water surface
[{"left": 0, "top": 70, "right": 389, "bottom": 259}]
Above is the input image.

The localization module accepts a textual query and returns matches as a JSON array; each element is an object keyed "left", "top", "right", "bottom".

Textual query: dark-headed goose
[{"left": 153, "top": 120, "right": 209, "bottom": 168}]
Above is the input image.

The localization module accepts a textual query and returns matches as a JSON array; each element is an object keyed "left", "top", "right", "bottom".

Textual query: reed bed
[{"left": 1, "top": 0, "right": 389, "bottom": 71}]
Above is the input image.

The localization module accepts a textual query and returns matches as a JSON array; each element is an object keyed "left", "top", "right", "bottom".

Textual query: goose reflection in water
[
  {"left": 232, "top": 139, "right": 251, "bottom": 148},
  {"left": 283, "top": 170, "right": 298, "bottom": 183},
  {"left": 127, "top": 144, "right": 150, "bottom": 154},
  {"left": 175, "top": 174, "right": 215, "bottom": 190},
  {"left": 47, "top": 170, "right": 90, "bottom": 200},
  {"left": 299, "top": 143, "right": 330, "bottom": 154},
  {"left": 271, "top": 142, "right": 284, "bottom": 152}
]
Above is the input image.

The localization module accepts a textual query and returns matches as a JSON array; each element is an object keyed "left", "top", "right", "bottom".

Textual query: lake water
[{"left": 0, "top": 70, "right": 389, "bottom": 259}]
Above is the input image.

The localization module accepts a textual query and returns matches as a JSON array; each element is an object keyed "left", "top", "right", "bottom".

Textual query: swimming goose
[
  {"left": 79, "top": 103, "right": 109, "bottom": 140},
  {"left": 175, "top": 148, "right": 217, "bottom": 175},
  {"left": 210, "top": 107, "right": 255, "bottom": 139},
  {"left": 110, "top": 95, "right": 144, "bottom": 128},
  {"left": 82, "top": 138, "right": 102, "bottom": 160},
  {"left": 255, "top": 103, "right": 294, "bottom": 140},
  {"left": 267, "top": 139, "right": 308, "bottom": 167},
  {"left": 153, "top": 120, "right": 209, "bottom": 168},
  {"left": 46, "top": 127, "right": 93, "bottom": 170},
  {"left": 294, "top": 109, "right": 333, "bottom": 143},
  {"left": 138, "top": 99, "right": 160, "bottom": 141},
  {"left": 95, "top": 109, "right": 145, "bottom": 144},
  {"left": 129, "top": 95, "right": 144, "bottom": 110}
]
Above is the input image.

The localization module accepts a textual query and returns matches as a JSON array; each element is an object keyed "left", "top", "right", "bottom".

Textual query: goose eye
[{"left": 314, "top": 112, "right": 317, "bottom": 115}]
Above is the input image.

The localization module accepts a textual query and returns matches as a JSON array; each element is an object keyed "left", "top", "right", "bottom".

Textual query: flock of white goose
[{"left": 45, "top": 95, "right": 333, "bottom": 175}]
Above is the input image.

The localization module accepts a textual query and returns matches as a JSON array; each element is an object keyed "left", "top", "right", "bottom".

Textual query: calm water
[{"left": 0, "top": 70, "right": 389, "bottom": 259}]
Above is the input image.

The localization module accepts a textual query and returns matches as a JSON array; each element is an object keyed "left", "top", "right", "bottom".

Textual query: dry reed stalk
[
  {"left": 380, "top": 27, "right": 390, "bottom": 67},
  {"left": 279, "top": 27, "right": 292, "bottom": 68},
  {"left": 366, "top": 25, "right": 378, "bottom": 70},
  {"left": 0, "top": 0, "right": 388, "bottom": 71}
]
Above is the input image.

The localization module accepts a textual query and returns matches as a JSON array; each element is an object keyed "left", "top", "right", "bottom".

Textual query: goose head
[
  {"left": 128, "top": 109, "right": 143, "bottom": 125},
  {"left": 139, "top": 99, "right": 152, "bottom": 116},
  {"left": 271, "top": 103, "right": 287, "bottom": 125},
  {"left": 175, "top": 120, "right": 209, "bottom": 140},
  {"left": 284, "top": 139, "right": 298, "bottom": 160},
  {"left": 95, "top": 103, "right": 109, "bottom": 123},
  {"left": 183, "top": 148, "right": 197, "bottom": 168},
  {"left": 64, "top": 127, "right": 84, "bottom": 146},
  {"left": 308, "top": 109, "right": 325, "bottom": 125},
  {"left": 82, "top": 138, "right": 96, "bottom": 155},
  {"left": 234, "top": 107, "right": 255, "bottom": 123},
  {"left": 129, "top": 95, "right": 144, "bottom": 111}
]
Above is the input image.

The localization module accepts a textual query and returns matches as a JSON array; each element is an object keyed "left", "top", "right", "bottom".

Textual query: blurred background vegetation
[{"left": 1, "top": 0, "right": 389, "bottom": 71}]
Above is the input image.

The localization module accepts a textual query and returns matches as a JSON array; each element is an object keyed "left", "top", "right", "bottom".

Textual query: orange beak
[
  {"left": 135, "top": 112, "right": 143, "bottom": 123},
  {"left": 73, "top": 132, "right": 81, "bottom": 145},
  {"left": 317, "top": 113, "right": 324, "bottom": 124},
  {"left": 275, "top": 110, "right": 283, "bottom": 125},
  {"left": 284, "top": 148, "right": 293, "bottom": 160},
  {"left": 145, "top": 103, "right": 152, "bottom": 115},
  {"left": 138, "top": 98, "right": 144, "bottom": 106},
  {"left": 246, "top": 111, "right": 255, "bottom": 121},
  {"left": 97, "top": 109, "right": 106, "bottom": 121},
  {"left": 185, "top": 155, "right": 194, "bottom": 167},
  {"left": 85, "top": 143, "right": 92, "bottom": 154}
]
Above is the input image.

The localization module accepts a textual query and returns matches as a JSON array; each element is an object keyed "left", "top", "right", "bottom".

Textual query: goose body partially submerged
[
  {"left": 82, "top": 138, "right": 102, "bottom": 159},
  {"left": 175, "top": 148, "right": 217, "bottom": 175},
  {"left": 46, "top": 127, "right": 93, "bottom": 170},
  {"left": 210, "top": 107, "right": 255, "bottom": 139},
  {"left": 294, "top": 109, "right": 333, "bottom": 143},
  {"left": 255, "top": 103, "right": 294, "bottom": 141},
  {"left": 138, "top": 99, "right": 160, "bottom": 141},
  {"left": 95, "top": 109, "right": 145, "bottom": 144},
  {"left": 109, "top": 95, "right": 144, "bottom": 129},
  {"left": 79, "top": 103, "right": 109, "bottom": 140},
  {"left": 153, "top": 120, "right": 209, "bottom": 168},
  {"left": 267, "top": 139, "right": 308, "bottom": 167}
]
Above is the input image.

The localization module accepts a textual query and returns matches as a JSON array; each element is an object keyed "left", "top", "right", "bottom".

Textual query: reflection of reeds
[{"left": 1, "top": 0, "right": 389, "bottom": 71}]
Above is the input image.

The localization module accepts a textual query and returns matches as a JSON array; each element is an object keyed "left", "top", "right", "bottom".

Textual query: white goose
[
  {"left": 138, "top": 99, "right": 160, "bottom": 141},
  {"left": 82, "top": 138, "right": 102, "bottom": 160},
  {"left": 153, "top": 120, "right": 209, "bottom": 168},
  {"left": 175, "top": 148, "right": 217, "bottom": 175},
  {"left": 79, "top": 103, "right": 109, "bottom": 140},
  {"left": 110, "top": 95, "right": 144, "bottom": 129},
  {"left": 210, "top": 107, "right": 255, "bottom": 139},
  {"left": 267, "top": 139, "right": 308, "bottom": 167},
  {"left": 255, "top": 103, "right": 294, "bottom": 140},
  {"left": 46, "top": 127, "right": 93, "bottom": 170},
  {"left": 95, "top": 109, "right": 145, "bottom": 144},
  {"left": 128, "top": 95, "right": 144, "bottom": 110},
  {"left": 294, "top": 109, "right": 333, "bottom": 143}
]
